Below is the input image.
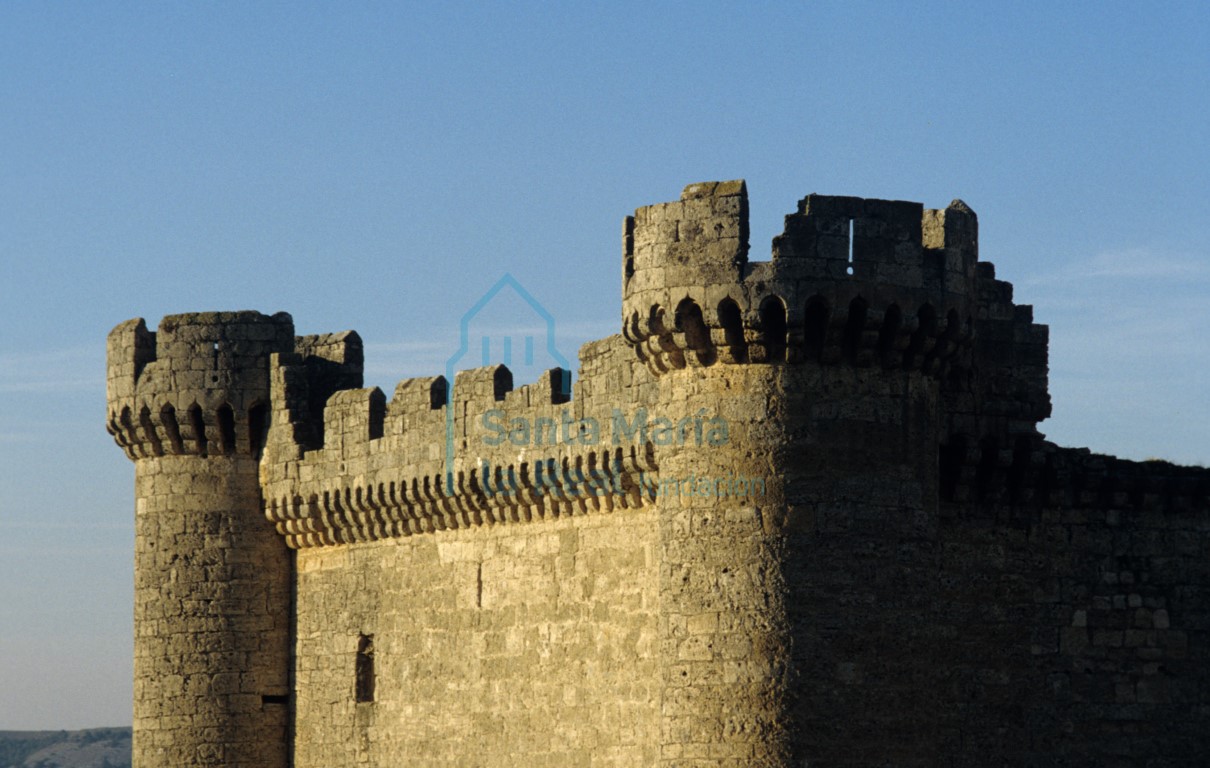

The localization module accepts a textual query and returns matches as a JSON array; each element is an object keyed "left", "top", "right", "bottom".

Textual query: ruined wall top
[
  {"left": 622, "top": 179, "right": 978, "bottom": 319},
  {"left": 621, "top": 181, "right": 1049, "bottom": 436}
]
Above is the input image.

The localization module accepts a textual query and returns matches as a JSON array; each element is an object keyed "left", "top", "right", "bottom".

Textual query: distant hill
[{"left": 0, "top": 728, "right": 130, "bottom": 768}]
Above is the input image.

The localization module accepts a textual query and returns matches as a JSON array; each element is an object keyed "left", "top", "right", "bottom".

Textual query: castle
[{"left": 106, "top": 181, "right": 1210, "bottom": 767}]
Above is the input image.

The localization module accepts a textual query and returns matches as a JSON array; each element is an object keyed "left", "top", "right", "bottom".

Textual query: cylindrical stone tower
[
  {"left": 622, "top": 181, "right": 986, "bottom": 764},
  {"left": 623, "top": 181, "right": 796, "bottom": 763},
  {"left": 651, "top": 363, "right": 793, "bottom": 765},
  {"left": 106, "top": 311, "right": 296, "bottom": 768}
]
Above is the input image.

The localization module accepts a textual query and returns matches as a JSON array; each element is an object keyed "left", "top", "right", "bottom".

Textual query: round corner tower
[
  {"left": 620, "top": 181, "right": 1049, "bottom": 764},
  {"left": 106, "top": 311, "right": 296, "bottom": 768}
]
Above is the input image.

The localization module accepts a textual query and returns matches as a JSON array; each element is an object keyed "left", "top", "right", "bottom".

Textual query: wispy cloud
[
  {"left": 0, "top": 346, "right": 102, "bottom": 394},
  {"left": 0, "top": 521, "right": 132, "bottom": 531},
  {"left": 0, "top": 431, "right": 53, "bottom": 444},
  {"left": 1022, "top": 247, "right": 1210, "bottom": 287},
  {"left": 362, "top": 340, "right": 452, "bottom": 378}
]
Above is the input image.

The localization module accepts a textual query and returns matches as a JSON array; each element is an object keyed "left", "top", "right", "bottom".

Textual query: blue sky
[{"left": 1, "top": 2, "right": 1207, "bottom": 729}]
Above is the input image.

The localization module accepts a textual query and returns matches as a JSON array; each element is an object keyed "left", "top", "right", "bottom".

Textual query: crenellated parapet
[
  {"left": 622, "top": 182, "right": 980, "bottom": 375},
  {"left": 260, "top": 331, "right": 365, "bottom": 462},
  {"left": 621, "top": 181, "right": 1050, "bottom": 440},
  {"left": 261, "top": 334, "right": 661, "bottom": 549},
  {"left": 106, "top": 311, "right": 297, "bottom": 460}
]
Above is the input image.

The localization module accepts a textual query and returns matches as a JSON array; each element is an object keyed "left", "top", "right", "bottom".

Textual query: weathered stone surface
[{"left": 107, "top": 182, "right": 1210, "bottom": 767}]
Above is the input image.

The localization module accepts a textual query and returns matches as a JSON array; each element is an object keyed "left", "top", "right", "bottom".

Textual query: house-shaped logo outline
[{"left": 444, "top": 272, "right": 572, "bottom": 494}]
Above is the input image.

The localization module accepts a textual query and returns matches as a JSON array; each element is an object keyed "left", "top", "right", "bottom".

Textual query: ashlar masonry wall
[
  {"left": 291, "top": 511, "right": 661, "bottom": 767},
  {"left": 262, "top": 328, "right": 671, "bottom": 767}
]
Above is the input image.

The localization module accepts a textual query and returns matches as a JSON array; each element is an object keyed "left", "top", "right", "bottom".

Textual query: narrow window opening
[
  {"left": 492, "top": 366, "right": 513, "bottom": 401},
  {"left": 216, "top": 404, "right": 236, "bottom": 455},
  {"left": 429, "top": 377, "right": 448, "bottom": 410},
  {"left": 548, "top": 368, "right": 571, "bottom": 405},
  {"left": 841, "top": 297, "right": 868, "bottom": 363},
  {"left": 803, "top": 296, "right": 830, "bottom": 362},
  {"left": 717, "top": 299, "right": 748, "bottom": 363},
  {"left": 368, "top": 389, "right": 386, "bottom": 440},
  {"left": 161, "top": 404, "right": 184, "bottom": 454},
  {"left": 623, "top": 216, "right": 636, "bottom": 282},
  {"left": 877, "top": 304, "right": 903, "bottom": 368},
  {"left": 675, "top": 299, "right": 716, "bottom": 366},
  {"left": 476, "top": 563, "right": 484, "bottom": 609},
  {"left": 759, "top": 297, "right": 788, "bottom": 363},
  {"left": 209, "top": 342, "right": 221, "bottom": 385},
  {"left": 261, "top": 694, "right": 288, "bottom": 706},
  {"left": 846, "top": 218, "right": 855, "bottom": 275},
  {"left": 139, "top": 406, "right": 164, "bottom": 456},
  {"left": 355, "top": 634, "right": 375, "bottom": 703}
]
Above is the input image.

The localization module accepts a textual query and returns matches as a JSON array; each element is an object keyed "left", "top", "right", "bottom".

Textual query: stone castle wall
[
  {"left": 291, "top": 511, "right": 661, "bottom": 767},
  {"left": 107, "top": 181, "right": 1210, "bottom": 767}
]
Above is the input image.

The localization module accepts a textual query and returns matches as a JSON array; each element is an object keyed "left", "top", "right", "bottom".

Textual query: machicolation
[{"left": 107, "top": 181, "right": 1210, "bottom": 767}]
